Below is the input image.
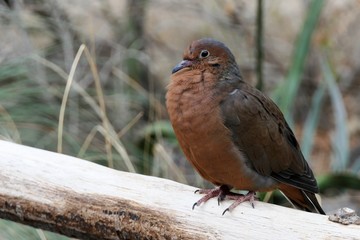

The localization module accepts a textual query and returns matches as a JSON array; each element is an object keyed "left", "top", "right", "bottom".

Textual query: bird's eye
[{"left": 199, "top": 50, "right": 210, "bottom": 58}]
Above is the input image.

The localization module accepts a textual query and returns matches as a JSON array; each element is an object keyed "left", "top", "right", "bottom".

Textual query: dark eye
[{"left": 199, "top": 50, "right": 210, "bottom": 58}]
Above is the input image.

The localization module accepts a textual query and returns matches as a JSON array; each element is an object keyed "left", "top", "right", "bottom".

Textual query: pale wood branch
[{"left": 0, "top": 140, "right": 358, "bottom": 239}]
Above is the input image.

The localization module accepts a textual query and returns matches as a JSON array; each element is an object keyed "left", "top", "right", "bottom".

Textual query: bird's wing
[{"left": 220, "top": 83, "right": 319, "bottom": 193}]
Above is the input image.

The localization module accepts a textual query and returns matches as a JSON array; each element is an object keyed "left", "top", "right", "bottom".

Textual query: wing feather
[{"left": 220, "top": 84, "right": 319, "bottom": 193}]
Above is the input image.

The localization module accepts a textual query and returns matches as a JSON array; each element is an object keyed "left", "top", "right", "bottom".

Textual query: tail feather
[{"left": 278, "top": 183, "right": 326, "bottom": 215}]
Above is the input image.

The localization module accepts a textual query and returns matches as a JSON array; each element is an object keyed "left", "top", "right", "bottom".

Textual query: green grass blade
[
  {"left": 321, "top": 55, "right": 349, "bottom": 171},
  {"left": 301, "top": 83, "right": 326, "bottom": 160},
  {"left": 273, "top": 0, "right": 325, "bottom": 121}
]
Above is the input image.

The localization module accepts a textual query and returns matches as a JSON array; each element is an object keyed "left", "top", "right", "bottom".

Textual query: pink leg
[
  {"left": 193, "top": 186, "right": 257, "bottom": 215},
  {"left": 193, "top": 185, "right": 233, "bottom": 209},
  {"left": 222, "top": 191, "right": 257, "bottom": 215}
]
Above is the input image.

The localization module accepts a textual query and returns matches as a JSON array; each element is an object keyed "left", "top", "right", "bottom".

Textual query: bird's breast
[
  {"left": 166, "top": 71, "right": 224, "bottom": 141},
  {"left": 166, "top": 71, "right": 276, "bottom": 191}
]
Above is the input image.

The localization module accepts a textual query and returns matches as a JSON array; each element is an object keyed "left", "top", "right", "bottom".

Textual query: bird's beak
[{"left": 172, "top": 60, "right": 192, "bottom": 74}]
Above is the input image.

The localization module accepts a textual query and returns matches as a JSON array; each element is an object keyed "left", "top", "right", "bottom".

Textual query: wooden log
[{"left": 0, "top": 140, "right": 358, "bottom": 239}]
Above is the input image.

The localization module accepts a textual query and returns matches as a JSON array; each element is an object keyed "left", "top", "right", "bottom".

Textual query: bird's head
[{"left": 171, "top": 38, "right": 239, "bottom": 76}]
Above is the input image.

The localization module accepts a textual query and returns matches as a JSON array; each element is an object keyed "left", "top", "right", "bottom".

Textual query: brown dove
[{"left": 166, "top": 38, "right": 325, "bottom": 215}]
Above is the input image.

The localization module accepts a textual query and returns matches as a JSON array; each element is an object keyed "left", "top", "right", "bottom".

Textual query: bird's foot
[
  {"left": 193, "top": 185, "right": 247, "bottom": 210},
  {"left": 222, "top": 191, "right": 257, "bottom": 215}
]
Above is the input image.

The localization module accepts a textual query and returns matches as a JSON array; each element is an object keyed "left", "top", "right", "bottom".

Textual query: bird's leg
[
  {"left": 222, "top": 191, "right": 257, "bottom": 215},
  {"left": 193, "top": 185, "right": 237, "bottom": 209}
]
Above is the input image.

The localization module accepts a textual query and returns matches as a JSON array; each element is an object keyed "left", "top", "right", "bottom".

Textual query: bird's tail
[{"left": 278, "top": 183, "right": 326, "bottom": 215}]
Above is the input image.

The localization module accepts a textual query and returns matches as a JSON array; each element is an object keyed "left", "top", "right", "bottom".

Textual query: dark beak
[{"left": 172, "top": 60, "right": 192, "bottom": 74}]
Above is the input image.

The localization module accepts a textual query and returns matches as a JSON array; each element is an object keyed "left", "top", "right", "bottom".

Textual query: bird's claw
[
  {"left": 192, "top": 186, "right": 225, "bottom": 210},
  {"left": 192, "top": 187, "right": 257, "bottom": 214},
  {"left": 222, "top": 191, "right": 257, "bottom": 214},
  {"left": 222, "top": 208, "right": 230, "bottom": 215}
]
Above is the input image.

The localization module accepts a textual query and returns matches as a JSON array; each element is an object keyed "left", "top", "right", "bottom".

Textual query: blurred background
[{"left": 0, "top": 0, "right": 359, "bottom": 238}]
